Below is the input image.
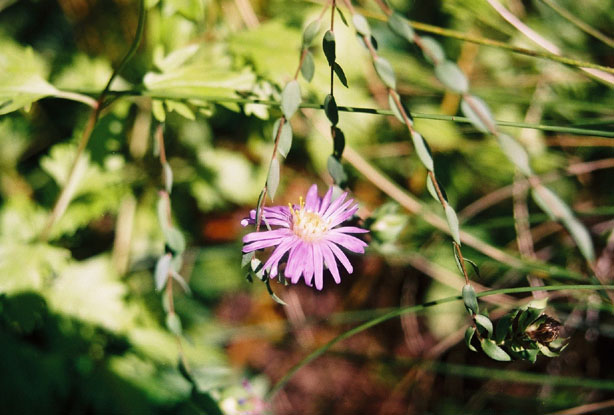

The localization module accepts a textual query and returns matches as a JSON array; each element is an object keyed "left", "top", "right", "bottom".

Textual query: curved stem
[{"left": 265, "top": 284, "right": 614, "bottom": 400}]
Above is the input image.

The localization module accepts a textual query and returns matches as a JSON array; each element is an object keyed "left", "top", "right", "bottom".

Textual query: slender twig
[{"left": 39, "top": 0, "right": 146, "bottom": 241}]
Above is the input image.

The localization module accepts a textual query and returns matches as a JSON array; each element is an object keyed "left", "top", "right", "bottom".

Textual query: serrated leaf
[
  {"left": 332, "top": 127, "right": 345, "bottom": 158},
  {"left": 496, "top": 133, "right": 532, "bottom": 176},
  {"left": 301, "top": 50, "right": 315, "bottom": 82},
  {"left": 352, "top": 13, "right": 371, "bottom": 36},
  {"left": 166, "top": 313, "right": 182, "bottom": 335},
  {"left": 465, "top": 326, "right": 477, "bottom": 352},
  {"left": 324, "top": 94, "right": 339, "bottom": 125},
  {"left": 281, "top": 80, "right": 301, "bottom": 119},
  {"left": 563, "top": 216, "right": 595, "bottom": 261},
  {"left": 323, "top": 30, "right": 336, "bottom": 66},
  {"left": 327, "top": 155, "right": 347, "bottom": 186},
  {"left": 152, "top": 100, "right": 166, "bottom": 122},
  {"left": 374, "top": 57, "right": 396, "bottom": 89},
  {"left": 461, "top": 95, "right": 495, "bottom": 134},
  {"left": 462, "top": 284, "right": 478, "bottom": 315},
  {"left": 333, "top": 62, "right": 348, "bottom": 88},
  {"left": 481, "top": 338, "right": 511, "bottom": 361},
  {"left": 163, "top": 162, "right": 173, "bottom": 193},
  {"left": 475, "top": 314, "right": 494, "bottom": 337},
  {"left": 411, "top": 131, "right": 434, "bottom": 171},
  {"left": 267, "top": 156, "right": 280, "bottom": 201},
  {"left": 420, "top": 36, "right": 445, "bottom": 64},
  {"left": 388, "top": 12, "right": 415, "bottom": 43},
  {"left": 164, "top": 227, "right": 186, "bottom": 254},
  {"left": 435, "top": 60, "right": 469, "bottom": 94},
  {"left": 155, "top": 254, "right": 172, "bottom": 291},
  {"left": 277, "top": 121, "right": 293, "bottom": 158},
  {"left": 302, "top": 20, "right": 321, "bottom": 46},
  {"left": 444, "top": 203, "right": 461, "bottom": 245}
]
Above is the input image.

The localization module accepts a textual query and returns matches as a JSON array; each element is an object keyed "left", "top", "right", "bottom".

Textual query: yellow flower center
[{"left": 289, "top": 197, "right": 330, "bottom": 241}]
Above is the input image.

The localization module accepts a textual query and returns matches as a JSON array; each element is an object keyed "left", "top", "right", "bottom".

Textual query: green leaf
[
  {"left": 410, "top": 131, "right": 434, "bottom": 171},
  {"left": 336, "top": 6, "right": 349, "bottom": 26},
  {"left": 163, "top": 162, "right": 173, "bottom": 193},
  {"left": 495, "top": 312, "right": 515, "bottom": 344},
  {"left": 537, "top": 343, "right": 559, "bottom": 358},
  {"left": 155, "top": 254, "right": 172, "bottom": 291},
  {"left": 481, "top": 338, "right": 511, "bottom": 361},
  {"left": 496, "top": 133, "right": 532, "bottom": 176},
  {"left": 465, "top": 326, "right": 477, "bottom": 352},
  {"left": 265, "top": 279, "right": 287, "bottom": 305},
  {"left": 327, "top": 155, "right": 347, "bottom": 186},
  {"left": 165, "top": 100, "right": 195, "bottom": 120},
  {"left": 324, "top": 94, "right": 339, "bottom": 126},
  {"left": 277, "top": 121, "right": 293, "bottom": 158},
  {"left": 352, "top": 13, "right": 371, "bottom": 36},
  {"left": 166, "top": 313, "right": 183, "bottom": 336},
  {"left": 332, "top": 127, "right": 345, "bottom": 158},
  {"left": 241, "top": 252, "right": 255, "bottom": 268},
  {"left": 157, "top": 196, "right": 169, "bottom": 231},
  {"left": 255, "top": 188, "right": 266, "bottom": 230},
  {"left": 0, "top": 40, "right": 60, "bottom": 115},
  {"left": 453, "top": 244, "right": 464, "bottom": 275},
  {"left": 301, "top": 50, "right": 315, "bottom": 82},
  {"left": 475, "top": 314, "right": 494, "bottom": 337},
  {"left": 154, "top": 44, "right": 200, "bottom": 72},
  {"left": 374, "top": 57, "right": 396, "bottom": 89},
  {"left": 152, "top": 100, "right": 166, "bottom": 122},
  {"left": 267, "top": 156, "right": 280, "bottom": 201},
  {"left": 461, "top": 95, "right": 494, "bottom": 134},
  {"left": 435, "top": 61, "right": 469, "bottom": 94},
  {"left": 170, "top": 269, "right": 191, "bottom": 294},
  {"left": 388, "top": 91, "right": 412, "bottom": 125},
  {"left": 420, "top": 37, "right": 445, "bottom": 64},
  {"left": 444, "top": 203, "right": 461, "bottom": 245},
  {"left": 426, "top": 174, "right": 439, "bottom": 201},
  {"left": 164, "top": 227, "right": 186, "bottom": 254},
  {"left": 302, "top": 19, "right": 321, "bottom": 47},
  {"left": 387, "top": 12, "right": 415, "bottom": 43},
  {"left": 281, "top": 80, "right": 301, "bottom": 119},
  {"left": 563, "top": 216, "right": 595, "bottom": 262},
  {"left": 323, "top": 30, "right": 336, "bottom": 66},
  {"left": 462, "top": 284, "right": 478, "bottom": 315},
  {"left": 333, "top": 62, "right": 348, "bottom": 88}
]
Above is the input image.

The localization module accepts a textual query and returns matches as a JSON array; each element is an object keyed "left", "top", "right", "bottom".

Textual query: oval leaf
[
  {"left": 496, "top": 133, "right": 532, "bottom": 176},
  {"left": 164, "top": 227, "right": 186, "bottom": 254},
  {"left": 475, "top": 314, "right": 494, "bottom": 337},
  {"left": 461, "top": 95, "right": 495, "bottom": 134},
  {"left": 327, "top": 155, "right": 347, "bottom": 186},
  {"left": 267, "top": 156, "right": 280, "bottom": 201},
  {"left": 462, "top": 284, "right": 479, "bottom": 315},
  {"left": 301, "top": 50, "right": 315, "bottom": 82},
  {"left": 155, "top": 254, "right": 172, "bottom": 291},
  {"left": 166, "top": 313, "right": 183, "bottom": 336},
  {"left": 333, "top": 62, "right": 348, "bottom": 88},
  {"left": 411, "top": 131, "right": 434, "bottom": 171},
  {"left": 420, "top": 37, "right": 445, "bottom": 64},
  {"left": 302, "top": 19, "right": 321, "bottom": 46},
  {"left": 281, "top": 80, "right": 301, "bottom": 119},
  {"left": 324, "top": 94, "right": 339, "bottom": 126},
  {"left": 323, "top": 30, "right": 336, "bottom": 66},
  {"left": 352, "top": 13, "right": 371, "bottom": 36},
  {"left": 444, "top": 203, "right": 461, "bottom": 245},
  {"left": 481, "top": 338, "right": 511, "bottom": 361},
  {"left": 374, "top": 57, "right": 396, "bottom": 89},
  {"left": 388, "top": 13, "right": 415, "bottom": 43},
  {"left": 435, "top": 60, "right": 469, "bottom": 94},
  {"left": 277, "top": 121, "right": 293, "bottom": 158},
  {"left": 332, "top": 127, "right": 345, "bottom": 158},
  {"left": 163, "top": 162, "right": 173, "bottom": 194}
]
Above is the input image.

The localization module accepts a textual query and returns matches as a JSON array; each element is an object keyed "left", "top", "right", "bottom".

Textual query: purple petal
[
  {"left": 333, "top": 226, "right": 369, "bottom": 234},
  {"left": 304, "top": 184, "right": 319, "bottom": 211},
  {"left": 321, "top": 244, "right": 341, "bottom": 284},
  {"left": 326, "top": 232, "right": 367, "bottom": 253},
  {"left": 313, "top": 243, "right": 324, "bottom": 290},
  {"left": 243, "top": 229, "right": 291, "bottom": 243},
  {"left": 326, "top": 241, "right": 353, "bottom": 274},
  {"left": 242, "top": 238, "right": 285, "bottom": 252},
  {"left": 318, "top": 187, "right": 334, "bottom": 215},
  {"left": 322, "top": 192, "right": 347, "bottom": 219},
  {"left": 302, "top": 244, "right": 315, "bottom": 287},
  {"left": 328, "top": 204, "right": 359, "bottom": 228},
  {"left": 264, "top": 237, "right": 299, "bottom": 277},
  {"left": 286, "top": 242, "right": 307, "bottom": 283}
]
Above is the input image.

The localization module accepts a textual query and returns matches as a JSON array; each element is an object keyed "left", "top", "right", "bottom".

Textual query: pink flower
[{"left": 241, "top": 185, "right": 368, "bottom": 290}]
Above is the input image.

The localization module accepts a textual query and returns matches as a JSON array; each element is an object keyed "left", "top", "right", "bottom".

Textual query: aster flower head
[{"left": 241, "top": 184, "right": 368, "bottom": 290}]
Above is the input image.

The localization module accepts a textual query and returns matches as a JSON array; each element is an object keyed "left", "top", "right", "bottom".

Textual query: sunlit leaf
[
  {"left": 461, "top": 95, "right": 495, "bottom": 134},
  {"left": 475, "top": 314, "right": 493, "bottom": 337},
  {"left": 420, "top": 37, "right": 445, "bottom": 64},
  {"left": 302, "top": 19, "right": 321, "bottom": 47},
  {"left": 281, "top": 80, "right": 301, "bottom": 119},
  {"left": 155, "top": 254, "right": 172, "bottom": 291},
  {"left": 374, "top": 57, "right": 396, "bottom": 89},
  {"left": 301, "top": 50, "right": 315, "bottom": 82},
  {"left": 496, "top": 133, "right": 532, "bottom": 176},
  {"left": 435, "top": 60, "right": 469, "bottom": 94},
  {"left": 388, "top": 12, "right": 415, "bottom": 43},
  {"left": 267, "top": 156, "right": 280, "bottom": 201},
  {"left": 411, "top": 131, "right": 434, "bottom": 171},
  {"left": 352, "top": 13, "right": 371, "bottom": 36},
  {"left": 277, "top": 121, "right": 293, "bottom": 158},
  {"left": 444, "top": 203, "right": 461, "bottom": 245}
]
